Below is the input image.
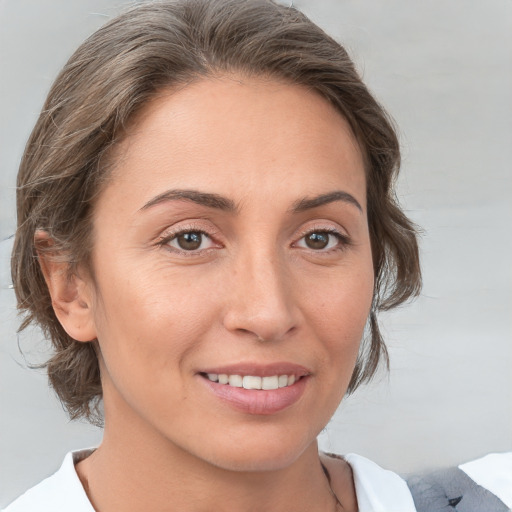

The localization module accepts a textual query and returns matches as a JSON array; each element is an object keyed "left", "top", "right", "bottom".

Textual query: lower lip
[{"left": 200, "top": 375, "right": 308, "bottom": 415}]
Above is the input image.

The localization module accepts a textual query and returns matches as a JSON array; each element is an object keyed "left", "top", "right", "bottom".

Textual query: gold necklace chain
[{"left": 321, "top": 461, "right": 344, "bottom": 511}]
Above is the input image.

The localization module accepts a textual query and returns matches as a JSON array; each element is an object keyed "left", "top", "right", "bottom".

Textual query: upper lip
[{"left": 198, "top": 362, "right": 311, "bottom": 378}]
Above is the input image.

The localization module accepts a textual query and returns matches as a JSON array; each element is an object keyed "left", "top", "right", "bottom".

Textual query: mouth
[
  {"left": 197, "top": 364, "right": 310, "bottom": 415},
  {"left": 200, "top": 373, "right": 299, "bottom": 390}
]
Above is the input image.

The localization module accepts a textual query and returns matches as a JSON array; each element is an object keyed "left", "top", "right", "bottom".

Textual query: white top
[
  {"left": 344, "top": 453, "right": 417, "bottom": 512},
  {"left": 458, "top": 452, "right": 512, "bottom": 509},
  {"left": 2, "top": 449, "right": 417, "bottom": 512}
]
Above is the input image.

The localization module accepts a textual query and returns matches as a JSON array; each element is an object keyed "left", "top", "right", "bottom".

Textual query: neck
[{"left": 76, "top": 398, "right": 337, "bottom": 512}]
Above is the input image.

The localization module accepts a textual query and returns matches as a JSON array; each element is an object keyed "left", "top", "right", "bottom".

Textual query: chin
[
  {"left": 209, "top": 450, "right": 306, "bottom": 473},
  {"left": 191, "top": 426, "right": 318, "bottom": 473}
]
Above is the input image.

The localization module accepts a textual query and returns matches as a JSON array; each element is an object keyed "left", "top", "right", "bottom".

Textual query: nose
[{"left": 222, "top": 248, "right": 300, "bottom": 342}]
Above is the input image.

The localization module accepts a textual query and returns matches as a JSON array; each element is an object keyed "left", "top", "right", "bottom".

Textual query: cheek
[
  {"left": 89, "top": 263, "right": 218, "bottom": 387},
  {"left": 303, "top": 263, "right": 374, "bottom": 367},
  {"left": 89, "top": 273, "right": 221, "bottom": 431}
]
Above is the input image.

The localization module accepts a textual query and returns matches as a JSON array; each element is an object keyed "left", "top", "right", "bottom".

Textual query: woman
[{"left": 6, "top": 0, "right": 424, "bottom": 510}]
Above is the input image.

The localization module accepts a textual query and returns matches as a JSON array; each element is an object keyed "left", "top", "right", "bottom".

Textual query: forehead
[{"left": 104, "top": 75, "right": 366, "bottom": 211}]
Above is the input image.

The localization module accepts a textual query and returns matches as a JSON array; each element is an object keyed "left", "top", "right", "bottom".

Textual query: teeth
[
  {"left": 205, "top": 373, "right": 298, "bottom": 389},
  {"left": 278, "top": 375, "right": 288, "bottom": 388},
  {"left": 262, "top": 376, "right": 279, "bottom": 390},
  {"left": 243, "top": 376, "right": 261, "bottom": 389},
  {"left": 228, "top": 375, "right": 243, "bottom": 387}
]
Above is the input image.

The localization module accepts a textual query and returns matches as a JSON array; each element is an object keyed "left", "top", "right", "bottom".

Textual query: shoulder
[
  {"left": 2, "top": 450, "right": 95, "bottom": 512},
  {"left": 321, "top": 452, "right": 417, "bottom": 512}
]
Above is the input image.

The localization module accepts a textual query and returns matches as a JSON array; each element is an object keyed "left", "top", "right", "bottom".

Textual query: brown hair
[{"left": 12, "top": 0, "right": 421, "bottom": 423}]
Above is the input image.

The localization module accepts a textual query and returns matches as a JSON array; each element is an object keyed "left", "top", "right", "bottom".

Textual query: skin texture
[{"left": 40, "top": 75, "right": 372, "bottom": 511}]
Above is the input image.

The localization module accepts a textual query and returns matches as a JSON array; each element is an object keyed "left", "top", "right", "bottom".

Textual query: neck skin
[{"left": 76, "top": 382, "right": 354, "bottom": 512}]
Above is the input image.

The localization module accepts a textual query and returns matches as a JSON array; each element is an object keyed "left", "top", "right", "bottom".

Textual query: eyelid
[
  {"left": 292, "top": 223, "right": 351, "bottom": 251},
  {"left": 155, "top": 221, "right": 223, "bottom": 253}
]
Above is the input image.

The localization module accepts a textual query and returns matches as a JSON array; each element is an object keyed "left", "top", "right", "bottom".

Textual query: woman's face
[{"left": 85, "top": 76, "right": 374, "bottom": 471}]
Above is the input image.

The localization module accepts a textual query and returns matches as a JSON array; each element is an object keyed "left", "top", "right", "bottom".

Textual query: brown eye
[
  {"left": 296, "top": 230, "right": 342, "bottom": 251},
  {"left": 305, "top": 232, "right": 329, "bottom": 249},
  {"left": 173, "top": 231, "right": 206, "bottom": 251}
]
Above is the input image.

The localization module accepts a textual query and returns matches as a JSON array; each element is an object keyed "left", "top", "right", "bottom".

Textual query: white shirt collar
[
  {"left": 4, "top": 449, "right": 417, "bottom": 512},
  {"left": 344, "top": 453, "right": 417, "bottom": 512},
  {"left": 3, "top": 450, "right": 95, "bottom": 512}
]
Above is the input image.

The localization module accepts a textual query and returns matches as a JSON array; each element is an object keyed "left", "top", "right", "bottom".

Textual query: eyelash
[
  {"left": 156, "top": 225, "right": 220, "bottom": 256},
  {"left": 294, "top": 227, "right": 351, "bottom": 253},
  {"left": 155, "top": 225, "right": 350, "bottom": 255}
]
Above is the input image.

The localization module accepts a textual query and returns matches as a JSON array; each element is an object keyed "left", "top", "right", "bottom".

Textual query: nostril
[{"left": 222, "top": 295, "right": 299, "bottom": 343}]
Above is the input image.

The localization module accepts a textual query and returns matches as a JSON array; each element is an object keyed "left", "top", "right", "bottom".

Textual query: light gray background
[{"left": 1, "top": 0, "right": 511, "bottom": 506}]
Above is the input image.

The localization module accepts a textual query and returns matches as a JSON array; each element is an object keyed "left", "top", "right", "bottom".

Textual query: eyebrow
[
  {"left": 291, "top": 191, "right": 363, "bottom": 213},
  {"left": 140, "top": 189, "right": 238, "bottom": 212},
  {"left": 140, "top": 188, "right": 362, "bottom": 215}
]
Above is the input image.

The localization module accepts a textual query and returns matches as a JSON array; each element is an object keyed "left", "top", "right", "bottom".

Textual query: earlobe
[{"left": 35, "top": 231, "right": 97, "bottom": 343}]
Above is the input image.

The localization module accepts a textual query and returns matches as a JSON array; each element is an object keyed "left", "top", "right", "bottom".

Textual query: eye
[
  {"left": 295, "top": 230, "right": 345, "bottom": 251},
  {"left": 166, "top": 230, "right": 215, "bottom": 252}
]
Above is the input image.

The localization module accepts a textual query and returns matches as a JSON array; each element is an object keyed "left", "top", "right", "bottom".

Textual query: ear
[{"left": 35, "top": 230, "right": 97, "bottom": 342}]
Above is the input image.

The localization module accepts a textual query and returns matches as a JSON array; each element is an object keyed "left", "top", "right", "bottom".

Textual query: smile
[
  {"left": 198, "top": 365, "right": 310, "bottom": 415},
  {"left": 204, "top": 373, "right": 297, "bottom": 390}
]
